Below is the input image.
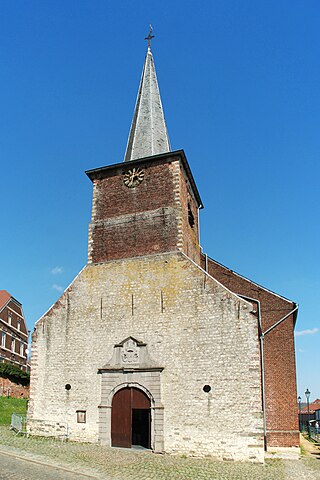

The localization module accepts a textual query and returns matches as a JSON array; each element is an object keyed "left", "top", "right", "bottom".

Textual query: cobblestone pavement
[
  {"left": 0, "top": 450, "right": 99, "bottom": 480},
  {"left": 283, "top": 456, "right": 320, "bottom": 480},
  {"left": 0, "top": 427, "right": 319, "bottom": 479}
]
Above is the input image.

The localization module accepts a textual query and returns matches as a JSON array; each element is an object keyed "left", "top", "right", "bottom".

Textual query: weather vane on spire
[{"left": 145, "top": 24, "right": 154, "bottom": 49}]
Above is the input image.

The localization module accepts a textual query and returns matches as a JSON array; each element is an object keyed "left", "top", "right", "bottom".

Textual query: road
[{"left": 0, "top": 450, "right": 99, "bottom": 480}]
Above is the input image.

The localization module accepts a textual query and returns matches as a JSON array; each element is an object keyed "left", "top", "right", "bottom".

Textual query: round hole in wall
[
  {"left": 65, "top": 384, "right": 71, "bottom": 391},
  {"left": 203, "top": 385, "right": 211, "bottom": 393}
]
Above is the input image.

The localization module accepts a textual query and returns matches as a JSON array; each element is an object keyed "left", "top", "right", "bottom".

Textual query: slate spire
[{"left": 124, "top": 35, "right": 170, "bottom": 162}]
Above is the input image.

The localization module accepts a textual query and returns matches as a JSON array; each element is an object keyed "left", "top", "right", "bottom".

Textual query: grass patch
[
  {"left": 300, "top": 443, "right": 307, "bottom": 456},
  {"left": 0, "top": 396, "right": 28, "bottom": 425}
]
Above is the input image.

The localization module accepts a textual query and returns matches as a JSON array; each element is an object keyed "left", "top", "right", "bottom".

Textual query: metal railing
[
  {"left": 302, "top": 426, "right": 320, "bottom": 443},
  {"left": 10, "top": 414, "right": 69, "bottom": 441},
  {"left": 309, "top": 427, "right": 320, "bottom": 443},
  {"left": 10, "top": 414, "right": 27, "bottom": 434}
]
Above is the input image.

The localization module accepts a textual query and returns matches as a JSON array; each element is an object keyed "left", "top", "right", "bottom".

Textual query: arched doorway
[{"left": 111, "top": 387, "right": 151, "bottom": 448}]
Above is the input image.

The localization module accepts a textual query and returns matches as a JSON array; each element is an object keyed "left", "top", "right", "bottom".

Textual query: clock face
[{"left": 123, "top": 167, "right": 145, "bottom": 188}]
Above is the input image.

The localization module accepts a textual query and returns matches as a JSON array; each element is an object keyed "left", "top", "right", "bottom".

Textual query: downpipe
[
  {"left": 237, "top": 295, "right": 298, "bottom": 452},
  {"left": 238, "top": 295, "right": 267, "bottom": 450}
]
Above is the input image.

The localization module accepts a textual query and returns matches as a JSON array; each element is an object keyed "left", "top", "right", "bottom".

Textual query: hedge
[{"left": 0, "top": 362, "right": 30, "bottom": 386}]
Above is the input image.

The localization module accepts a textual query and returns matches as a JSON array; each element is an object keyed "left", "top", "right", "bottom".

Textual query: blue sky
[{"left": 1, "top": 1, "right": 319, "bottom": 401}]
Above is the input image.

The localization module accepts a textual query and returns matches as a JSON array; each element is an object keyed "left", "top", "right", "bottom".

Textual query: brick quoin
[{"left": 86, "top": 151, "right": 202, "bottom": 265}]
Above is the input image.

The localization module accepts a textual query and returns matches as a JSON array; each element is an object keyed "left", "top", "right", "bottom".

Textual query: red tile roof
[
  {"left": 300, "top": 399, "right": 320, "bottom": 414},
  {"left": 0, "top": 290, "right": 11, "bottom": 310}
]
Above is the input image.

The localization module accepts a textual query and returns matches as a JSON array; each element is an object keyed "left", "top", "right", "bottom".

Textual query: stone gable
[{"left": 29, "top": 252, "right": 263, "bottom": 461}]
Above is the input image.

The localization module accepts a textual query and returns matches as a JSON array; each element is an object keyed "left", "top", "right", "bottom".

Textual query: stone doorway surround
[{"left": 98, "top": 337, "right": 164, "bottom": 452}]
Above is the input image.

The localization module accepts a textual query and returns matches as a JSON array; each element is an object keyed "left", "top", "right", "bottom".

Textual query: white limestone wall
[{"left": 28, "top": 252, "right": 264, "bottom": 461}]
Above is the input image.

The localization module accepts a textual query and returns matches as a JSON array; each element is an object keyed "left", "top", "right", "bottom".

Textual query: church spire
[{"left": 124, "top": 27, "right": 170, "bottom": 162}]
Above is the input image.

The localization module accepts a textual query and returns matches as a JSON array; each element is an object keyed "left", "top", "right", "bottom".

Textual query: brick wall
[
  {"left": 87, "top": 153, "right": 201, "bottom": 264},
  {"left": 201, "top": 254, "right": 299, "bottom": 447},
  {"left": 0, "top": 301, "right": 28, "bottom": 370},
  {"left": 0, "top": 376, "right": 29, "bottom": 398},
  {"left": 89, "top": 158, "right": 179, "bottom": 263},
  {"left": 179, "top": 165, "right": 201, "bottom": 264}
]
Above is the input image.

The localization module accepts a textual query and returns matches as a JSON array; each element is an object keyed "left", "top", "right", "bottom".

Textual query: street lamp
[
  {"left": 305, "top": 388, "right": 310, "bottom": 438},
  {"left": 298, "top": 396, "right": 302, "bottom": 432}
]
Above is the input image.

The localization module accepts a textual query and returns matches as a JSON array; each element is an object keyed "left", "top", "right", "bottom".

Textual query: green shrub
[{"left": 0, "top": 363, "right": 30, "bottom": 386}]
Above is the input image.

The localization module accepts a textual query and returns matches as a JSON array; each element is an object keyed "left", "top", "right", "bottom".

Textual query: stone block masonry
[
  {"left": 202, "top": 254, "right": 299, "bottom": 448},
  {"left": 29, "top": 251, "right": 264, "bottom": 462}
]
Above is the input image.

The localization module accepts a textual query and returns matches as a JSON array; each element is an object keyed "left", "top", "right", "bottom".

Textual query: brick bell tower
[{"left": 86, "top": 39, "right": 203, "bottom": 265}]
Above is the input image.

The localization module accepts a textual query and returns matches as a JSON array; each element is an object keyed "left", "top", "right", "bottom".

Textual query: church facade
[{"left": 28, "top": 42, "right": 299, "bottom": 461}]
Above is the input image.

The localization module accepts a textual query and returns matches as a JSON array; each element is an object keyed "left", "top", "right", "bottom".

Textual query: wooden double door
[{"left": 111, "top": 387, "right": 151, "bottom": 449}]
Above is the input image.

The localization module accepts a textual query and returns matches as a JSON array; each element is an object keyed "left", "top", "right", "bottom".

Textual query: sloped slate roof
[{"left": 124, "top": 46, "right": 170, "bottom": 162}]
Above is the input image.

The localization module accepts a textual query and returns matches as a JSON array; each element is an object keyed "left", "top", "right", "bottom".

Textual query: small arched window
[{"left": 188, "top": 202, "right": 195, "bottom": 228}]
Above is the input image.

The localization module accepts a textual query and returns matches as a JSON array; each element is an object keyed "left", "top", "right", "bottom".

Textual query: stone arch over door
[{"left": 98, "top": 337, "right": 164, "bottom": 452}]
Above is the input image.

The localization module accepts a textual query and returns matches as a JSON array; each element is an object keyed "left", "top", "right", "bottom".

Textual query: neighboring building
[
  {"left": 28, "top": 40, "right": 299, "bottom": 461},
  {"left": 299, "top": 399, "right": 320, "bottom": 430},
  {"left": 315, "top": 408, "right": 320, "bottom": 433},
  {"left": 0, "top": 290, "right": 29, "bottom": 371}
]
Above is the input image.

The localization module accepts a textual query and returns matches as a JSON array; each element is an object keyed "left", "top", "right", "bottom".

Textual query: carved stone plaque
[{"left": 121, "top": 338, "right": 139, "bottom": 364}]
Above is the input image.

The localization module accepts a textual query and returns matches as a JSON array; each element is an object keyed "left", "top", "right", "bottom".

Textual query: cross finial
[{"left": 145, "top": 24, "right": 154, "bottom": 50}]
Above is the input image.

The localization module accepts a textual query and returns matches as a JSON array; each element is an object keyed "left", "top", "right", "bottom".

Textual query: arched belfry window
[{"left": 188, "top": 202, "right": 195, "bottom": 228}]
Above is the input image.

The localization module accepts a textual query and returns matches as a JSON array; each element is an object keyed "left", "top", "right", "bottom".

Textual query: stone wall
[
  {"left": 202, "top": 254, "right": 299, "bottom": 447},
  {"left": 29, "top": 252, "right": 264, "bottom": 461}
]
